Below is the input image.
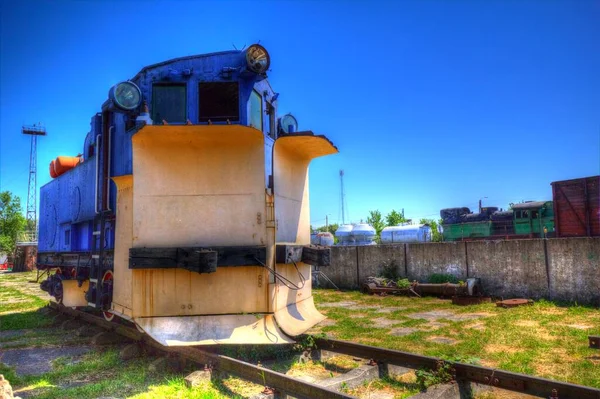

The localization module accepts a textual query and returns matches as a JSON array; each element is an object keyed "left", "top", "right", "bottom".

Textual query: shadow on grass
[{"left": 0, "top": 308, "right": 53, "bottom": 331}]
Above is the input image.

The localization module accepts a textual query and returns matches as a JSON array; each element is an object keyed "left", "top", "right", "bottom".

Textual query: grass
[
  {"left": 2, "top": 270, "right": 599, "bottom": 398},
  {"left": 0, "top": 271, "right": 269, "bottom": 398},
  {"left": 311, "top": 288, "right": 600, "bottom": 389}
]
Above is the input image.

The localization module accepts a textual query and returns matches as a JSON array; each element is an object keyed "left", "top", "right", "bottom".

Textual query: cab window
[
  {"left": 198, "top": 82, "right": 239, "bottom": 122},
  {"left": 250, "top": 90, "right": 262, "bottom": 130},
  {"left": 531, "top": 210, "right": 539, "bottom": 219},
  {"left": 152, "top": 84, "right": 187, "bottom": 123}
]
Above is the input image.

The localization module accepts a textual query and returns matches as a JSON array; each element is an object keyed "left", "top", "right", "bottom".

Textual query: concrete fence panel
[
  {"left": 357, "top": 244, "right": 406, "bottom": 285},
  {"left": 320, "top": 246, "right": 359, "bottom": 289},
  {"left": 547, "top": 237, "right": 600, "bottom": 305},
  {"left": 406, "top": 242, "right": 467, "bottom": 282},
  {"left": 467, "top": 239, "right": 549, "bottom": 299}
]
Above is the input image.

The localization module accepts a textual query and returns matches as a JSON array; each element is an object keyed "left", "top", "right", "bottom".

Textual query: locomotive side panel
[{"left": 111, "top": 175, "right": 134, "bottom": 317}]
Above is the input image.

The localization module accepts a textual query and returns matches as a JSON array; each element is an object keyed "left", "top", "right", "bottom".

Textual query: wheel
[{"left": 101, "top": 270, "right": 115, "bottom": 322}]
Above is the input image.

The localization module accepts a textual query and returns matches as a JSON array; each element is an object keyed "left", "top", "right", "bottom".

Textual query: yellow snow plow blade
[
  {"left": 274, "top": 296, "right": 326, "bottom": 337},
  {"left": 135, "top": 314, "right": 294, "bottom": 346}
]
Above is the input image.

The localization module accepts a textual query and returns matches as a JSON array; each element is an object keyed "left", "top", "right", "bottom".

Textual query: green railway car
[{"left": 442, "top": 201, "right": 555, "bottom": 241}]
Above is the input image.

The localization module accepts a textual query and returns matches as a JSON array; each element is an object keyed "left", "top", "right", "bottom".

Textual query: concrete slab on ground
[{"left": 0, "top": 345, "right": 94, "bottom": 375}]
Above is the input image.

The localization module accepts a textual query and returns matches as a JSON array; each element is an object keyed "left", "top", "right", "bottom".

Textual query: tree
[
  {"left": 367, "top": 210, "right": 386, "bottom": 237},
  {"left": 315, "top": 223, "right": 339, "bottom": 236},
  {"left": 0, "top": 192, "right": 26, "bottom": 256},
  {"left": 419, "top": 218, "right": 443, "bottom": 242},
  {"left": 386, "top": 209, "right": 407, "bottom": 226}
]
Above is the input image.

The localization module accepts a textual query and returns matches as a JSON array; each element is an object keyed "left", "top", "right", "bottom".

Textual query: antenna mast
[{"left": 21, "top": 123, "right": 46, "bottom": 242}]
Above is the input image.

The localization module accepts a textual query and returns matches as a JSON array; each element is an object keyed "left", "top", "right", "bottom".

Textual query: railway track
[{"left": 48, "top": 302, "right": 600, "bottom": 399}]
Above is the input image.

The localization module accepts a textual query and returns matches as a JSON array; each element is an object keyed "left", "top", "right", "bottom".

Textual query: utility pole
[
  {"left": 21, "top": 123, "right": 46, "bottom": 242},
  {"left": 326, "top": 215, "right": 329, "bottom": 232},
  {"left": 339, "top": 170, "right": 346, "bottom": 224}
]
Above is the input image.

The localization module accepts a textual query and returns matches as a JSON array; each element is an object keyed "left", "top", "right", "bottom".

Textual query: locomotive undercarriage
[{"left": 38, "top": 250, "right": 114, "bottom": 315}]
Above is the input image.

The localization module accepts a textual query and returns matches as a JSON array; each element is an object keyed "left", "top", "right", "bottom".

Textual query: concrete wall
[
  {"left": 318, "top": 237, "right": 600, "bottom": 306},
  {"left": 406, "top": 242, "right": 467, "bottom": 282},
  {"left": 547, "top": 238, "right": 600, "bottom": 306},
  {"left": 467, "top": 240, "right": 549, "bottom": 299},
  {"left": 322, "top": 246, "right": 359, "bottom": 289},
  {"left": 357, "top": 244, "right": 406, "bottom": 285}
]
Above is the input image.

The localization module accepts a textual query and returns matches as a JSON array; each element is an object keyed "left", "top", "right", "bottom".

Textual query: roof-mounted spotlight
[
  {"left": 109, "top": 81, "right": 142, "bottom": 111},
  {"left": 278, "top": 113, "right": 298, "bottom": 134},
  {"left": 245, "top": 44, "right": 270, "bottom": 74}
]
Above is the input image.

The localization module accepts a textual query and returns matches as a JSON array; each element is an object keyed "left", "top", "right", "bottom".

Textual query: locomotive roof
[
  {"left": 132, "top": 50, "right": 241, "bottom": 80},
  {"left": 511, "top": 201, "right": 551, "bottom": 209}
]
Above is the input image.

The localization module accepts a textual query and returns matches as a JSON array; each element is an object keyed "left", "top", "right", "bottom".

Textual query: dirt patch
[
  {"left": 372, "top": 318, "right": 397, "bottom": 328},
  {"left": 422, "top": 321, "right": 447, "bottom": 330},
  {"left": 317, "top": 319, "right": 337, "bottom": 327},
  {"left": 479, "top": 359, "right": 500, "bottom": 368},
  {"left": 406, "top": 310, "right": 455, "bottom": 321},
  {"left": 534, "top": 329, "right": 556, "bottom": 341},
  {"left": 317, "top": 301, "right": 357, "bottom": 308},
  {"left": 390, "top": 327, "right": 419, "bottom": 337},
  {"left": 484, "top": 344, "right": 520, "bottom": 354},
  {"left": 406, "top": 310, "right": 493, "bottom": 323},
  {"left": 446, "top": 313, "right": 494, "bottom": 322},
  {"left": 565, "top": 324, "right": 594, "bottom": 330},
  {"left": 538, "top": 308, "right": 567, "bottom": 315},
  {"left": 427, "top": 336, "right": 459, "bottom": 345},
  {"left": 466, "top": 323, "right": 486, "bottom": 331},
  {"left": 349, "top": 313, "right": 368, "bottom": 319},
  {"left": 0, "top": 346, "right": 94, "bottom": 375},
  {"left": 358, "top": 337, "right": 384, "bottom": 346},
  {"left": 514, "top": 320, "right": 539, "bottom": 328},
  {"left": 375, "top": 307, "right": 403, "bottom": 313},
  {"left": 347, "top": 305, "right": 377, "bottom": 311}
]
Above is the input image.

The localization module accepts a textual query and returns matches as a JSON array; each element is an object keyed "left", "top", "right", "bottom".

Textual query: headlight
[
  {"left": 109, "top": 81, "right": 142, "bottom": 111},
  {"left": 278, "top": 114, "right": 298, "bottom": 134},
  {"left": 245, "top": 44, "right": 270, "bottom": 74}
]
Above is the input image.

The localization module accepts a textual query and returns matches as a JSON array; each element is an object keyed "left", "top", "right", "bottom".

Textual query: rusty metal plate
[
  {"left": 589, "top": 336, "right": 600, "bottom": 349},
  {"left": 361, "top": 284, "right": 410, "bottom": 296},
  {"left": 452, "top": 296, "right": 492, "bottom": 306},
  {"left": 496, "top": 299, "right": 534, "bottom": 308}
]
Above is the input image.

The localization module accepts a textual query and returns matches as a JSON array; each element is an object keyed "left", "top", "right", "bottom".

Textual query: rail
[
  {"left": 47, "top": 303, "right": 600, "bottom": 399},
  {"left": 48, "top": 302, "right": 353, "bottom": 399},
  {"left": 313, "top": 337, "right": 600, "bottom": 399}
]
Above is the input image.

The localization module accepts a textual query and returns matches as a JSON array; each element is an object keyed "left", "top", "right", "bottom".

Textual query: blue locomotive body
[
  {"left": 37, "top": 45, "right": 337, "bottom": 345},
  {"left": 39, "top": 49, "right": 277, "bottom": 257}
]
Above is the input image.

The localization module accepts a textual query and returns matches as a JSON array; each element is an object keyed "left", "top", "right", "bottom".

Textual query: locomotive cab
[{"left": 37, "top": 44, "right": 338, "bottom": 345}]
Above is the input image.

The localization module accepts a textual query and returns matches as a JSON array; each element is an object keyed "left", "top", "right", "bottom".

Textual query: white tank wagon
[
  {"left": 334, "top": 224, "right": 355, "bottom": 246},
  {"left": 381, "top": 224, "right": 432, "bottom": 243},
  {"left": 311, "top": 232, "right": 334, "bottom": 246},
  {"left": 352, "top": 223, "right": 377, "bottom": 245},
  {"left": 335, "top": 224, "right": 377, "bottom": 246}
]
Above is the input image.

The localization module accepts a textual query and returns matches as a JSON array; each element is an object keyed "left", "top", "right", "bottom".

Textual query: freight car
[
  {"left": 37, "top": 44, "right": 338, "bottom": 346},
  {"left": 441, "top": 202, "right": 555, "bottom": 241},
  {"left": 551, "top": 176, "right": 600, "bottom": 237}
]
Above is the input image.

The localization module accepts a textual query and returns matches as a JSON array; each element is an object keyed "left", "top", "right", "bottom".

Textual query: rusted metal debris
[
  {"left": 452, "top": 296, "right": 492, "bottom": 306},
  {"left": 362, "top": 277, "right": 483, "bottom": 298},
  {"left": 495, "top": 299, "right": 534, "bottom": 308},
  {"left": 589, "top": 336, "right": 600, "bottom": 349}
]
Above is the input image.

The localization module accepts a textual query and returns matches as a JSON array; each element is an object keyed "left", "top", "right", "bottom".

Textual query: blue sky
[{"left": 1, "top": 0, "right": 599, "bottom": 227}]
